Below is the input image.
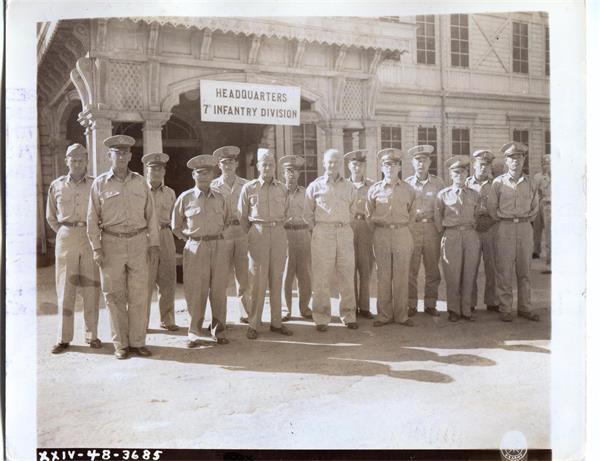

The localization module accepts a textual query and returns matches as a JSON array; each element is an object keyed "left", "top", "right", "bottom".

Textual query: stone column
[
  {"left": 142, "top": 120, "right": 164, "bottom": 155},
  {"left": 85, "top": 117, "right": 113, "bottom": 176}
]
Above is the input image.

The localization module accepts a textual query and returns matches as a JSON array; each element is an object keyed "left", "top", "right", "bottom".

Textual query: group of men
[{"left": 46, "top": 134, "right": 551, "bottom": 359}]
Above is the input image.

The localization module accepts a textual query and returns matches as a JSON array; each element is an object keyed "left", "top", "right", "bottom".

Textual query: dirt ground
[{"left": 36, "top": 260, "right": 551, "bottom": 449}]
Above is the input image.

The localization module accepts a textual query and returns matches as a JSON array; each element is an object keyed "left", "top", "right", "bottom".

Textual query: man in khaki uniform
[
  {"left": 536, "top": 154, "right": 551, "bottom": 273},
  {"left": 405, "top": 145, "right": 445, "bottom": 317},
  {"left": 143, "top": 152, "right": 178, "bottom": 331},
  {"left": 345, "top": 149, "right": 375, "bottom": 319},
  {"left": 172, "top": 155, "right": 230, "bottom": 347},
  {"left": 366, "top": 148, "right": 416, "bottom": 327},
  {"left": 487, "top": 142, "right": 540, "bottom": 322},
  {"left": 466, "top": 149, "right": 500, "bottom": 312},
  {"left": 211, "top": 146, "right": 251, "bottom": 323},
  {"left": 305, "top": 148, "right": 358, "bottom": 331},
  {"left": 47, "top": 143, "right": 101, "bottom": 354},
  {"left": 435, "top": 156, "right": 481, "bottom": 322},
  {"left": 239, "top": 148, "right": 292, "bottom": 340},
  {"left": 87, "top": 135, "right": 160, "bottom": 360},
  {"left": 280, "top": 155, "right": 313, "bottom": 321}
]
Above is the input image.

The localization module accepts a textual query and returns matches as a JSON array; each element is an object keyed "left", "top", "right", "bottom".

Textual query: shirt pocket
[
  {"left": 55, "top": 190, "right": 74, "bottom": 218},
  {"left": 99, "top": 190, "right": 121, "bottom": 215}
]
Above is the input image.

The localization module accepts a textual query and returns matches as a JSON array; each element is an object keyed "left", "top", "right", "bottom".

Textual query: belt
[
  {"left": 445, "top": 225, "right": 474, "bottom": 231},
  {"left": 501, "top": 217, "right": 530, "bottom": 223},
  {"left": 228, "top": 219, "right": 241, "bottom": 226},
  {"left": 160, "top": 224, "right": 171, "bottom": 230},
  {"left": 102, "top": 227, "right": 147, "bottom": 238},
  {"left": 375, "top": 222, "right": 408, "bottom": 229},
  {"left": 317, "top": 222, "right": 348, "bottom": 228},
  {"left": 60, "top": 221, "right": 86, "bottom": 228},
  {"left": 415, "top": 218, "right": 433, "bottom": 223},
  {"left": 188, "top": 234, "right": 223, "bottom": 242},
  {"left": 354, "top": 214, "right": 366, "bottom": 221},
  {"left": 284, "top": 223, "right": 309, "bottom": 230},
  {"left": 251, "top": 221, "right": 282, "bottom": 227}
]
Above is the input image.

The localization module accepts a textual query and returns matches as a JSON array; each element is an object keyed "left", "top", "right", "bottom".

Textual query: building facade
[{"left": 37, "top": 14, "right": 549, "bottom": 251}]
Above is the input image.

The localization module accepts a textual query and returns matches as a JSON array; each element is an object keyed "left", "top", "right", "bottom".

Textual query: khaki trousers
[
  {"left": 471, "top": 223, "right": 499, "bottom": 308},
  {"left": 99, "top": 232, "right": 149, "bottom": 350},
  {"left": 283, "top": 228, "right": 312, "bottom": 317},
  {"left": 373, "top": 226, "right": 413, "bottom": 323},
  {"left": 247, "top": 225, "right": 288, "bottom": 330},
  {"left": 351, "top": 219, "right": 374, "bottom": 313},
  {"left": 311, "top": 224, "right": 356, "bottom": 326},
  {"left": 146, "top": 228, "right": 176, "bottom": 328},
  {"left": 55, "top": 226, "right": 100, "bottom": 343},
  {"left": 408, "top": 222, "right": 442, "bottom": 309},
  {"left": 541, "top": 202, "right": 551, "bottom": 265},
  {"left": 224, "top": 229, "right": 251, "bottom": 319},
  {"left": 183, "top": 239, "right": 228, "bottom": 340}
]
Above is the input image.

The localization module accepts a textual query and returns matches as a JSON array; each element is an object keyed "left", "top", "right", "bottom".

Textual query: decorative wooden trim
[
  {"left": 334, "top": 45, "right": 347, "bottom": 72},
  {"left": 248, "top": 34, "right": 262, "bottom": 65}
]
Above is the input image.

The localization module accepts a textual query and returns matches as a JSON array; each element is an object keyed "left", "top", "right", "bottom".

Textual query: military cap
[
  {"left": 213, "top": 145, "right": 241, "bottom": 161},
  {"left": 377, "top": 148, "right": 402, "bottom": 164},
  {"left": 500, "top": 141, "right": 528, "bottom": 157},
  {"left": 141, "top": 152, "right": 170, "bottom": 167},
  {"left": 344, "top": 149, "right": 369, "bottom": 163},
  {"left": 542, "top": 154, "right": 551, "bottom": 164},
  {"left": 187, "top": 154, "right": 218, "bottom": 171},
  {"left": 279, "top": 155, "right": 305, "bottom": 170},
  {"left": 472, "top": 149, "right": 494, "bottom": 163},
  {"left": 445, "top": 155, "right": 470, "bottom": 171},
  {"left": 257, "top": 148, "right": 275, "bottom": 162},
  {"left": 323, "top": 148, "right": 342, "bottom": 161},
  {"left": 65, "top": 143, "right": 87, "bottom": 158},
  {"left": 408, "top": 144, "right": 435, "bottom": 158},
  {"left": 103, "top": 135, "right": 135, "bottom": 151}
]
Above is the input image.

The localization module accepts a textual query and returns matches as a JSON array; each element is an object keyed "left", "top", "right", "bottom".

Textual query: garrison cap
[
  {"left": 142, "top": 152, "right": 170, "bottom": 167},
  {"left": 279, "top": 155, "right": 305, "bottom": 170},
  {"left": 542, "top": 154, "right": 551, "bottom": 164},
  {"left": 472, "top": 149, "right": 494, "bottom": 163},
  {"left": 65, "top": 143, "right": 87, "bottom": 158},
  {"left": 500, "top": 141, "right": 528, "bottom": 157},
  {"left": 187, "top": 154, "right": 217, "bottom": 171},
  {"left": 344, "top": 149, "right": 369, "bottom": 163},
  {"left": 213, "top": 145, "right": 241, "bottom": 161},
  {"left": 104, "top": 135, "right": 135, "bottom": 151},
  {"left": 257, "top": 148, "right": 275, "bottom": 163},
  {"left": 377, "top": 148, "right": 402, "bottom": 164},
  {"left": 445, "top": 155, "right": 470, "bottom": 171},
  {"left": 408, "top": 144, "right": 435, "bottom": 158}
]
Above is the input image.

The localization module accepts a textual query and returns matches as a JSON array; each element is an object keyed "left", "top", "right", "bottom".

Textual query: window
[
  {"left": 417, "top": 126, "right": 438, "bottom": 176},
  {"left": 513, "top": 21, "right": 529, "bottom": 74},
  {"left": 545, "top": 26, "right": 550, "bottom": 76},
  {"left": 292, "top": 124, "right": 318, "bottom": 187},
  {"left": 545, "top": 131, "right": 551, "bottom": 156},
  {"left": 512, "top": 129, "right": 530, "bottom": 174},
  {"left": 451, "top": 128, "right": 470, "bottom": 156},
  {"left": 381, "top": 126, "right": 402, "bottom": 150},
  {"left": 416, "top": 15, "right": 436, "bottom": 65},
  {"left": 450, "top": 14, "right": 469, "bottom": 68}
]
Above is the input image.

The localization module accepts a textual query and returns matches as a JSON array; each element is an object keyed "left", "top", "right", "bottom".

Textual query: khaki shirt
[
  {"left": 238, "top": 177, "right": 288, "bottom": 232},
  {"left": 350, "top": 177, "right": 375, "bottom": 216},
  {"left": 305, "top": 174, "right": 357, "bottom": 227},
  {"left": 405, "top": 174, "right": 446, "bottom": 221},
  {"left": 366, "top": 179, "right": 416, "bottom": 226},
  {"left": 284, "top": 185, "right": 309, "bottom": 226},
  {"left": 465, "top": 175, "right": 493, "bottom": 216},
  {"left": 434, "top": 186, "right": 480, "bottom": 231},
  {"left": 87, "top": 169, "right": 159, "bottom": 251},
  {"left": 534, "top": 172, "right": 551, "bottom": 204},
  {"left": 487, "top": 173, "right": 539, "bottom": 220},
  {"left": 211, "top": 175, "right": 248, "bottom": 221},
  {"left": 46, "top": 174, "right": 94, "bottom": 233},
  {"left": 172, "top": 187, "right": 230, "bottom": 240},
  {"left": 149, "top": 183, "right": 176, "bottom": 226}
]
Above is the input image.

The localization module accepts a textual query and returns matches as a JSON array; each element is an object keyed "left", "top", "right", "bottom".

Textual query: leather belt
[
  {"left": 251, "top": 221, "right": 282, "bottom": 227},
  {"left": 501, "top": 217, "right": 530, "bottom": 223},
  {"left": 160, "top": 224, "right": 171, "bottom": 230},
  {"left": 60, "top": 221, "right": 86, "bottom": 228},
  {"left": 228, "top": 219, "right": 241, "bottom": 226},
  {"left": 317, "top": 222, "right": 347, "bottom": 228},
  {"left": 102, "top": 227, "right": 147, "bottom": 238},
  {"left": 445, "top": 225, "right": 474, "bottom": 231},
  {"left": 354, "top": 214, "right": 366, "bottom": 221},
  {"left": 375, "top": 222, "right": 408, "bottom": 229},
  {"left": 284, "top": 223, "right": 309, "bottom": 231},
  {"left": 415, "top": 218, "right": 433, "bottom": 223},
  {"left": 188, "top": 234, "right": 223, "bottom": 242}
]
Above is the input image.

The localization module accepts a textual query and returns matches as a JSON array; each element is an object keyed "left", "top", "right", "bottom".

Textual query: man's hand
[
  {"left": 148, "top": 245, "right": 160, "bottom": 265},
  {"left": 93, "top": 249, "right": 105, "bottom": 268}
]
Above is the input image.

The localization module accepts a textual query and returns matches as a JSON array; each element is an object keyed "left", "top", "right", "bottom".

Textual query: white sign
[{"left": 200, "top": 80, "right": 301, "bottom": 126}]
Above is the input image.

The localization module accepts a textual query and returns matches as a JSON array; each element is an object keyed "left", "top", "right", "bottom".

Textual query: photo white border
[{"left": 5, "top": 1, "right": 589, "bottom": 459}]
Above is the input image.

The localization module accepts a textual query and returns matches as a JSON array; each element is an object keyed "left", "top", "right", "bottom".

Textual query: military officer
[
  {"left": 466, "top": 149, "right": 500, "bottom": 312},
  {"left": 142, "top": 152, "right": 178, "bottom": 331},
  {"left": 47, "top": 143, "right": 101, "bottom": 354},
  {"left": 366, "top": 148, "right": 416, "bottom": 327},
  {"left": 405, "top": 145, "right": 445, "bottom": 317},
  {"left": 536, "top": 154, "right": 552, "bottom": 273},
  {"left": 305, "top": 148, "right": 358, "bottom": 331},
  {"left": 87, "top": 135, "right": 160, "bottom": 360},
  {"left": 434, "top": 156, "right": 481, "bottom": 322},
  {"left": 239, "top": 148, "right": 292, "bottom": 340},
  {"left": 345, "top": 149, "right": 375, "bottom": 319},
  {"left": 487, "top": 142, "right": 540, "bottom": 322},
  {"left": 211, "top": 146, "right": 251, "bottom": 323},
  {"left": 280, "top": 155, "right": 313, "bottom": 321},
  {"left": 172, "top": 155, "right": 230, "bottom": 347}
]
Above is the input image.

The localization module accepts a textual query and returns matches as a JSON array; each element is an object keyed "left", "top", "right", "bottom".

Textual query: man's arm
[
  {"left": 86, "top": 181, "right": 103, "bottom": 251},
  {"left": 46, "top": 184, "right": 60, "bottom": 233},
  {"left": 487, "top": 180, "right": 500, "bottom": 221},
  {"left": 433, "top": 191, "right": 444, "bottom": 234},
  {"left": 145, "top": 188, "right": 160, "bottom": 248},
  {"left": 304, "top": 183, "right": 316, "bottom": 229},
  {"left": 238, "top": 183, "right": 251, "bottom": 233},
  {"left": 171, "top": 194, "right": 186, "bottom": 241}
]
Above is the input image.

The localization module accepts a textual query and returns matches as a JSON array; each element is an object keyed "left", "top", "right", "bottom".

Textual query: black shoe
[
  {"left": 216, "top": 337, "right": 230, "bottom": 345},
  {"left": 408, "top": 307, "right": 417, "bottom": 317},
  {"left": 461, "top": 315, "right": 475, "bottom": 322},
  {"left": 358, "top": 310, "right": 374, "bottom": 319},
  {"left": 246, "top": 328, "right": 258, "bottom": 340},
  {"left": 501, "top": 313, "right": 513, "bottom": 322},
  {"left": 399, "top": 319, "right": 415, "bottom": 327},
  {"left": 448, "top": 312, "right": 460, "bottom": 322},
  {"left": 281, "top": 314, "right": 291, "bottom": 322},
  {"left": 425, "top": 307, "right": 440, "bottom": 317},
  {"left": 240, "top": 317, "right": 250, "bottom": 324},
  {"left": 130, "top": 346, "right": 152, "bottom": 357},
  {"left": 486, "top": 305, "right": 500, "bottom": 312},
  {"left": 300, "top": 312, "right": 313, "bottom": 320},
  {"left": 346, "top": 322, "right": 359, "bottom": 330},
  {"left": 115, "top": 348, "right": 129, "bottom": 360},
  {"left": 161, "top": 323, "right": 180, "bottom": 331},
  {"left": 187, "top": 340, "right": 200, "bottom": 348},
  {"left": 51, "top": 342, "right": 70, "bottom": 354},
  {"left": 270, "top": 325, "right": 293, "bottom": 336},
  {"left": 316, "top": 324, "right": 328, "bottom": 332},
  {"left": 88, "top": 338, "right": 102, "bottom": 349}
]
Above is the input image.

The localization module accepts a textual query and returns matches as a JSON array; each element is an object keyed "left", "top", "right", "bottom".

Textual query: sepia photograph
[{"left": 4, "top": 1, "right": 589, "bottom": 460}]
